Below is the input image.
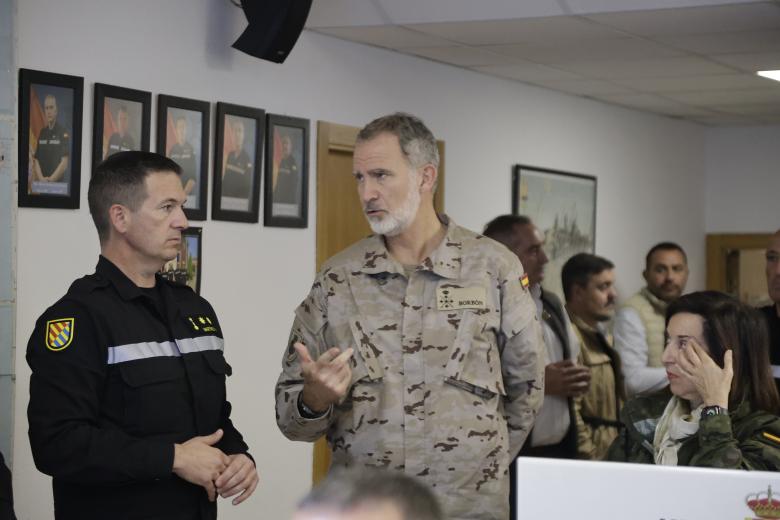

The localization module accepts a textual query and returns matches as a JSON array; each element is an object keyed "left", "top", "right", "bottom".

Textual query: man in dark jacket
[{"left": 27, "top": 151, "right": 258, "bottom": 519}]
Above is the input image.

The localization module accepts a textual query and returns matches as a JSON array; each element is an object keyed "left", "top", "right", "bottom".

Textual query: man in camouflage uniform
[{"left": 275, "top": 113, "right": 545, "bottom": 520}]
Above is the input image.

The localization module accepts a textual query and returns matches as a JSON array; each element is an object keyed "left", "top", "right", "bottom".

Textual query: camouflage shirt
[
  {"left": 275, "top": 218, "right": 545, "bottom": 520},
  {"left": 607, "top": 389, "right": 780, "bottom": 470}
]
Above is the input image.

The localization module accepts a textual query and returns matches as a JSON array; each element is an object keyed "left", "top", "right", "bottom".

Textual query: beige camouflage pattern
[{"left": 275, "top": 218, "right": 545, "bottom": 520}]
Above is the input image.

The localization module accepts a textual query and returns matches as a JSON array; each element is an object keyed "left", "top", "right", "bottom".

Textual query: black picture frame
[
  {"left": 159, "top": 226, "right": 203, "bottom": 295},
  {"left": 18, "top": 68, "right": 83, "bottom": 209},
  {"left": 263, "top": 114, "right": 309, "bottom": 228},
  {"left": 511, "top": 163, "right": 597, "bottom": 300},
  {"left": 156, "top": 95, "right": 210, "bottom": 221},
  {"left": 92, "top": 83, "right": 151, "bottom": 171},
  {"left": 211, "top": 102, "right": 264, "bottom": 223}
]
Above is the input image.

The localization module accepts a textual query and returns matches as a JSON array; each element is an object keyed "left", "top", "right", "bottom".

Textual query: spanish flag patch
[
  {"left": 46, "top": 318, "right": 74, "bottom": 351},
  {"left": 520, "top": 273, "right": 530, "bottom": 289}
]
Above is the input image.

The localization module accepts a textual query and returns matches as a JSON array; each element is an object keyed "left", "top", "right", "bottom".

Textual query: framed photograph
[
  {"left": 18, "top": 68, "right": 83, "bottom": 209},
  {"left": 92, "top": 83, "right": 151, "bottom": 170},
  {"left": 212, "top": 102, "right": 264, "bottom": 223},
  {"left": 263, "top": 114, "right": 309, "bottom": 228},
  {"left": 512, "top": 164, "right": 597, "bottom": 300},
  {"left": 156, "top": 95, "right": 210, "bottom": 221},
  {"left": 159, "top": 226, "right": 202, "bottom": 294}
]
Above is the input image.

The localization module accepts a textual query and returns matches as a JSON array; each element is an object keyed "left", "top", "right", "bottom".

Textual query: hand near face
[
  {"left": 544, "top": 359, "right": 591, "bottom": 397},
  {"left": 295, "top": 343, "right": 354, "bottom": 413},
  {"left": 676, "top": 338, "right": 733, "bottom": 408}
]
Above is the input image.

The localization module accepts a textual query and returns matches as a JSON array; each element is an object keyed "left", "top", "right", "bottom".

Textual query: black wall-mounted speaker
[{"left": 232, "top": 0, "right": 313, "bottom": 64}]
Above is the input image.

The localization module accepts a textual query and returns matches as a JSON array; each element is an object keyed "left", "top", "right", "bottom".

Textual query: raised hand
[{"left": 295, "top": 342, "right": 354, "bottom": 413}]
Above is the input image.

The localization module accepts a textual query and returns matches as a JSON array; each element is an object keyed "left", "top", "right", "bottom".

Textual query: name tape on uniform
[{"left": 437, "top": 286, "right": 487, "bottom": 310}]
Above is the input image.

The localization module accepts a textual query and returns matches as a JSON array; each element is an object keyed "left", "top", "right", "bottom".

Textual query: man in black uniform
[
  {"left": 221, "top": 118, "right": 252, "bottom": 199},
  {"left": 32, "top": 94, "right": 70, "bottom": 185},
  {"left": 27, "top": 151, "right": 258, "bottom": 520},
  {"left": 763, "top": 229, "right": 780, "bottom": 393},
  {"left": 105, "top": 105, "right": 136, "bottom": 158},
  {"left": 168, "top": 116, "right": 197, "bottom": 203},
  {"left": 272, "top": 133, "right": 299, "bottom": 205}
]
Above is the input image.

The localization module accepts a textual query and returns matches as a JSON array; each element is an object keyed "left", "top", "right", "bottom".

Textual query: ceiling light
[{"left": 757, "top": 70, "right": 780, "bottom": 82}]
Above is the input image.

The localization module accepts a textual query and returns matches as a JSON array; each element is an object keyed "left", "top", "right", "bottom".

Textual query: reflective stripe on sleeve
[{"left": 107, "top": 336, "right": 224, "bottom": 364}]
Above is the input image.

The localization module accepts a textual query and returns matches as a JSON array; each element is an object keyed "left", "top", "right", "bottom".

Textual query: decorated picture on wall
[
  {"left": 159, "top": 226, "right": 202, "bottom": 294},
  {"left": 156, "top": 95, "right": 210, "bottom": 221},
  {"left": 263, "top": 114, "right": 309, "bottom": 228},
  {"left": 92, "top": 83, "right": 150, "bottom": 170},
  {"left": 512, "top": 164, "right": 597, "bottom": 300},
  {"left": 18, "top": 68, "right": 83, "bottom": 209},
  {"left": 212, "top": 102, "right": 264, "bottom": 223}
]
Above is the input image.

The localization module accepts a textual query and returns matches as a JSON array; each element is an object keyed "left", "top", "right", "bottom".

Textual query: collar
[
  {"left": 641, "top": 286, "right": 669, "bottom": 314},
  {"left": 569, "top": 311, "right": 598, "bottom": 334},
  {"left": 354, "top": 214, "right": 463, "bottom": 280},
  {"left": 95, "top": 255, "right": 164, "bottom": 301}
]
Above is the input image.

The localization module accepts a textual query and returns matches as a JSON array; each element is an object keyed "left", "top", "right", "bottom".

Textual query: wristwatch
[
  {"left": 298, "top": 394, "right": 328, "bottom": 419},
  {"left": 701, "top": 405, "right": 728, "bottom": 418}
]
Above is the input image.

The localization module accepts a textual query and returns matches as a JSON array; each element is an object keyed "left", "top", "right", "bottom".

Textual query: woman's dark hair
[{"left": 666, "top": 290, "right": 780, "bottom": 413}]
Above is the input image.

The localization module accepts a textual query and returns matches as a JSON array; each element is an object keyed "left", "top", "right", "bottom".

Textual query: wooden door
[
  {"left": 706, "top": 233, "right": 771, "bottom": 305},
  {"left": 312, "top": 121, "right": 445, "bottom": 483}
]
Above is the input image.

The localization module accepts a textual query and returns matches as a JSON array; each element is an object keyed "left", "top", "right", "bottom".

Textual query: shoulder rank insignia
[
  {"left": 520, "top": 273, "right": 530, "bottom": 290},
  {"left": 187, "top": 315, "right": 217, "bottom": 333},
  {"left": 46, "top": 318, "right": 74, "bottom": 351}
]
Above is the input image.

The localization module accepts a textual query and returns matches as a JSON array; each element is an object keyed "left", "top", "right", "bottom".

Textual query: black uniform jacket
[{"left": 27, "top": 256, "right": 249, "bottom": 520}]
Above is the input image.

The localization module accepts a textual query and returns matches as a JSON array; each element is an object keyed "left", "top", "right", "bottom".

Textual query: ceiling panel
[
  {"left": 472, "top": 63, "right": 584, "bottom": 82},
  {"left": 584, "top": 2, "right": 780, "bottom": 36},
  {"left": 404, "top": 46, "right": 523, "bottom": 67},
  {"left": 710, "top": 50, "right": 780, "bottom": 72},
  {"left": 313, "top": 26, "right": 455, "bottom": 49},
  {"left": 404, "top": 16, "right": 626, "bottom": 46},
  {"left": 655, "top": 29, "right": 780, "bottom": 54},
  {"left": 662, "top": 87, "right": 780, "bottom": 105},
  {"left": 552, "top": 55, "right": 737, "bottom": 78},
  {"left": 482, "top": 37, "right": 684, "bottom": 63},
  {"left": 527, "top": 78, "right": 634, "bottom": 96},
  {"left": 611, "top": 73, "right": 771, "bottom": 91}
]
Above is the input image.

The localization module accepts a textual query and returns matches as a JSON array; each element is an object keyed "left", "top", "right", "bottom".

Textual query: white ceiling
[{"left": 306, "top": 0, "right": 780, "bottom": 126}]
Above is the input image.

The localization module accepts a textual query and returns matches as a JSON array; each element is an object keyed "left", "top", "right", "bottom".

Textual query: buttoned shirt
[{"left": 275, "top": 218, "right": 545, "bottom": 520}]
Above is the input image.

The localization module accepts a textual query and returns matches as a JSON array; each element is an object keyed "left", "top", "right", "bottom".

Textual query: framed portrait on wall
[
  {"left": 92, "top": 83, "right": 151, "bottom": 170},
  {"left": 211, "top": 102, "right": 264, "bottom": 223},
  {"left": 18, "top": 68, "right": 83, "bottom": 209},
  {"left": 512, "top": 164, "right": 597, "bottom": 300},
  {"left": 156, "top": 95, "right": 210, "bottom": 221},
  {"left": 159, "top": 226, "right": 202, "bottom": 294},
  {"left": 263, "top": 114, "right": 309, "bottom": 228}
]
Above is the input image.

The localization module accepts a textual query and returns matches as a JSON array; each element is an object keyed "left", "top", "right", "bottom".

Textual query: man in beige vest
[{"left": 614, "top": 242, "right": 688, "bottom": 397}]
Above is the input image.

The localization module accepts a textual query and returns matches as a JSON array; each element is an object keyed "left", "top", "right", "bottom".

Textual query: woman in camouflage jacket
[{"left": 607, "top": 291, "right": 780, "bottom": 470}]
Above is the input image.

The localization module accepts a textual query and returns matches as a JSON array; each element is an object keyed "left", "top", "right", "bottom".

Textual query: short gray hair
[
  {"left": 297, "top": 468, "right": 443, "bottom": 520},
  {"left": 357, "top": 112, "right": 439, "bottom": 170}
]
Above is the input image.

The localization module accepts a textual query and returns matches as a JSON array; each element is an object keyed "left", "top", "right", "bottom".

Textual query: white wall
[
  {"left": 705, "top": 125, "right": 780, "bottom": 233},
  {"left": 14, "top": 1, "right": 708, "bottom": 518}
]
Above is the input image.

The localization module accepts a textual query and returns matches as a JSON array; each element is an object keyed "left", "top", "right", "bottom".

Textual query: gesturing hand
[
  {"left": 544, "top": 360, "right": 591, "bottom": 397},
  {"left": 676, "top": 338, "right": 733, "bottom": 408},
  {"left": 173, "top": 429, "right": 231, "bottom": 502},
  {"left": 295, "top": 342, "right": 354, "bottom": 413},
  {"left": 215, "top": 453, "right": 259, "bottom": 506}
]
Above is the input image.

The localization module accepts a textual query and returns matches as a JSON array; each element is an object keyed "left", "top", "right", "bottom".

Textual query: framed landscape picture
[
  {"left": 512, "top": 164, "right": 597, "bottom": 299},
  {"left": 18, "top": 68, "right": 83, "bottom": 209},
  {"left": 159, "top": 226, "right": 202, "bottom": 294}
]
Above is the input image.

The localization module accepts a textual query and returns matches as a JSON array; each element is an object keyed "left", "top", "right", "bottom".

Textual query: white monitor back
[{"left": 514, "top": 457, "right": 780, "bottom": 519}]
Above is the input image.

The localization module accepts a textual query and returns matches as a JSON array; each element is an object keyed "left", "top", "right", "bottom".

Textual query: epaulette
[
  {"left": 67, "top": 273, "right": 110, "bottom": 296},
  {"left": 761, "top": 431, "right": 780, "bottom": 446}
]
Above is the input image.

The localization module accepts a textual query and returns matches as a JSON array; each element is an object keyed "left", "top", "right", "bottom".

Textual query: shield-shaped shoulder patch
[{"left": 46, "top": 318, "right": 74, "bottom": 351}]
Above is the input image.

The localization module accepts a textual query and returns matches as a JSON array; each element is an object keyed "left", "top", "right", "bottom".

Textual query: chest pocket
[
  {"left": 118, "top": 358, "right": 189, "bottom": 437},
  {"left": 444, "top": 310, "right": 506, "bottom": 398}
]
